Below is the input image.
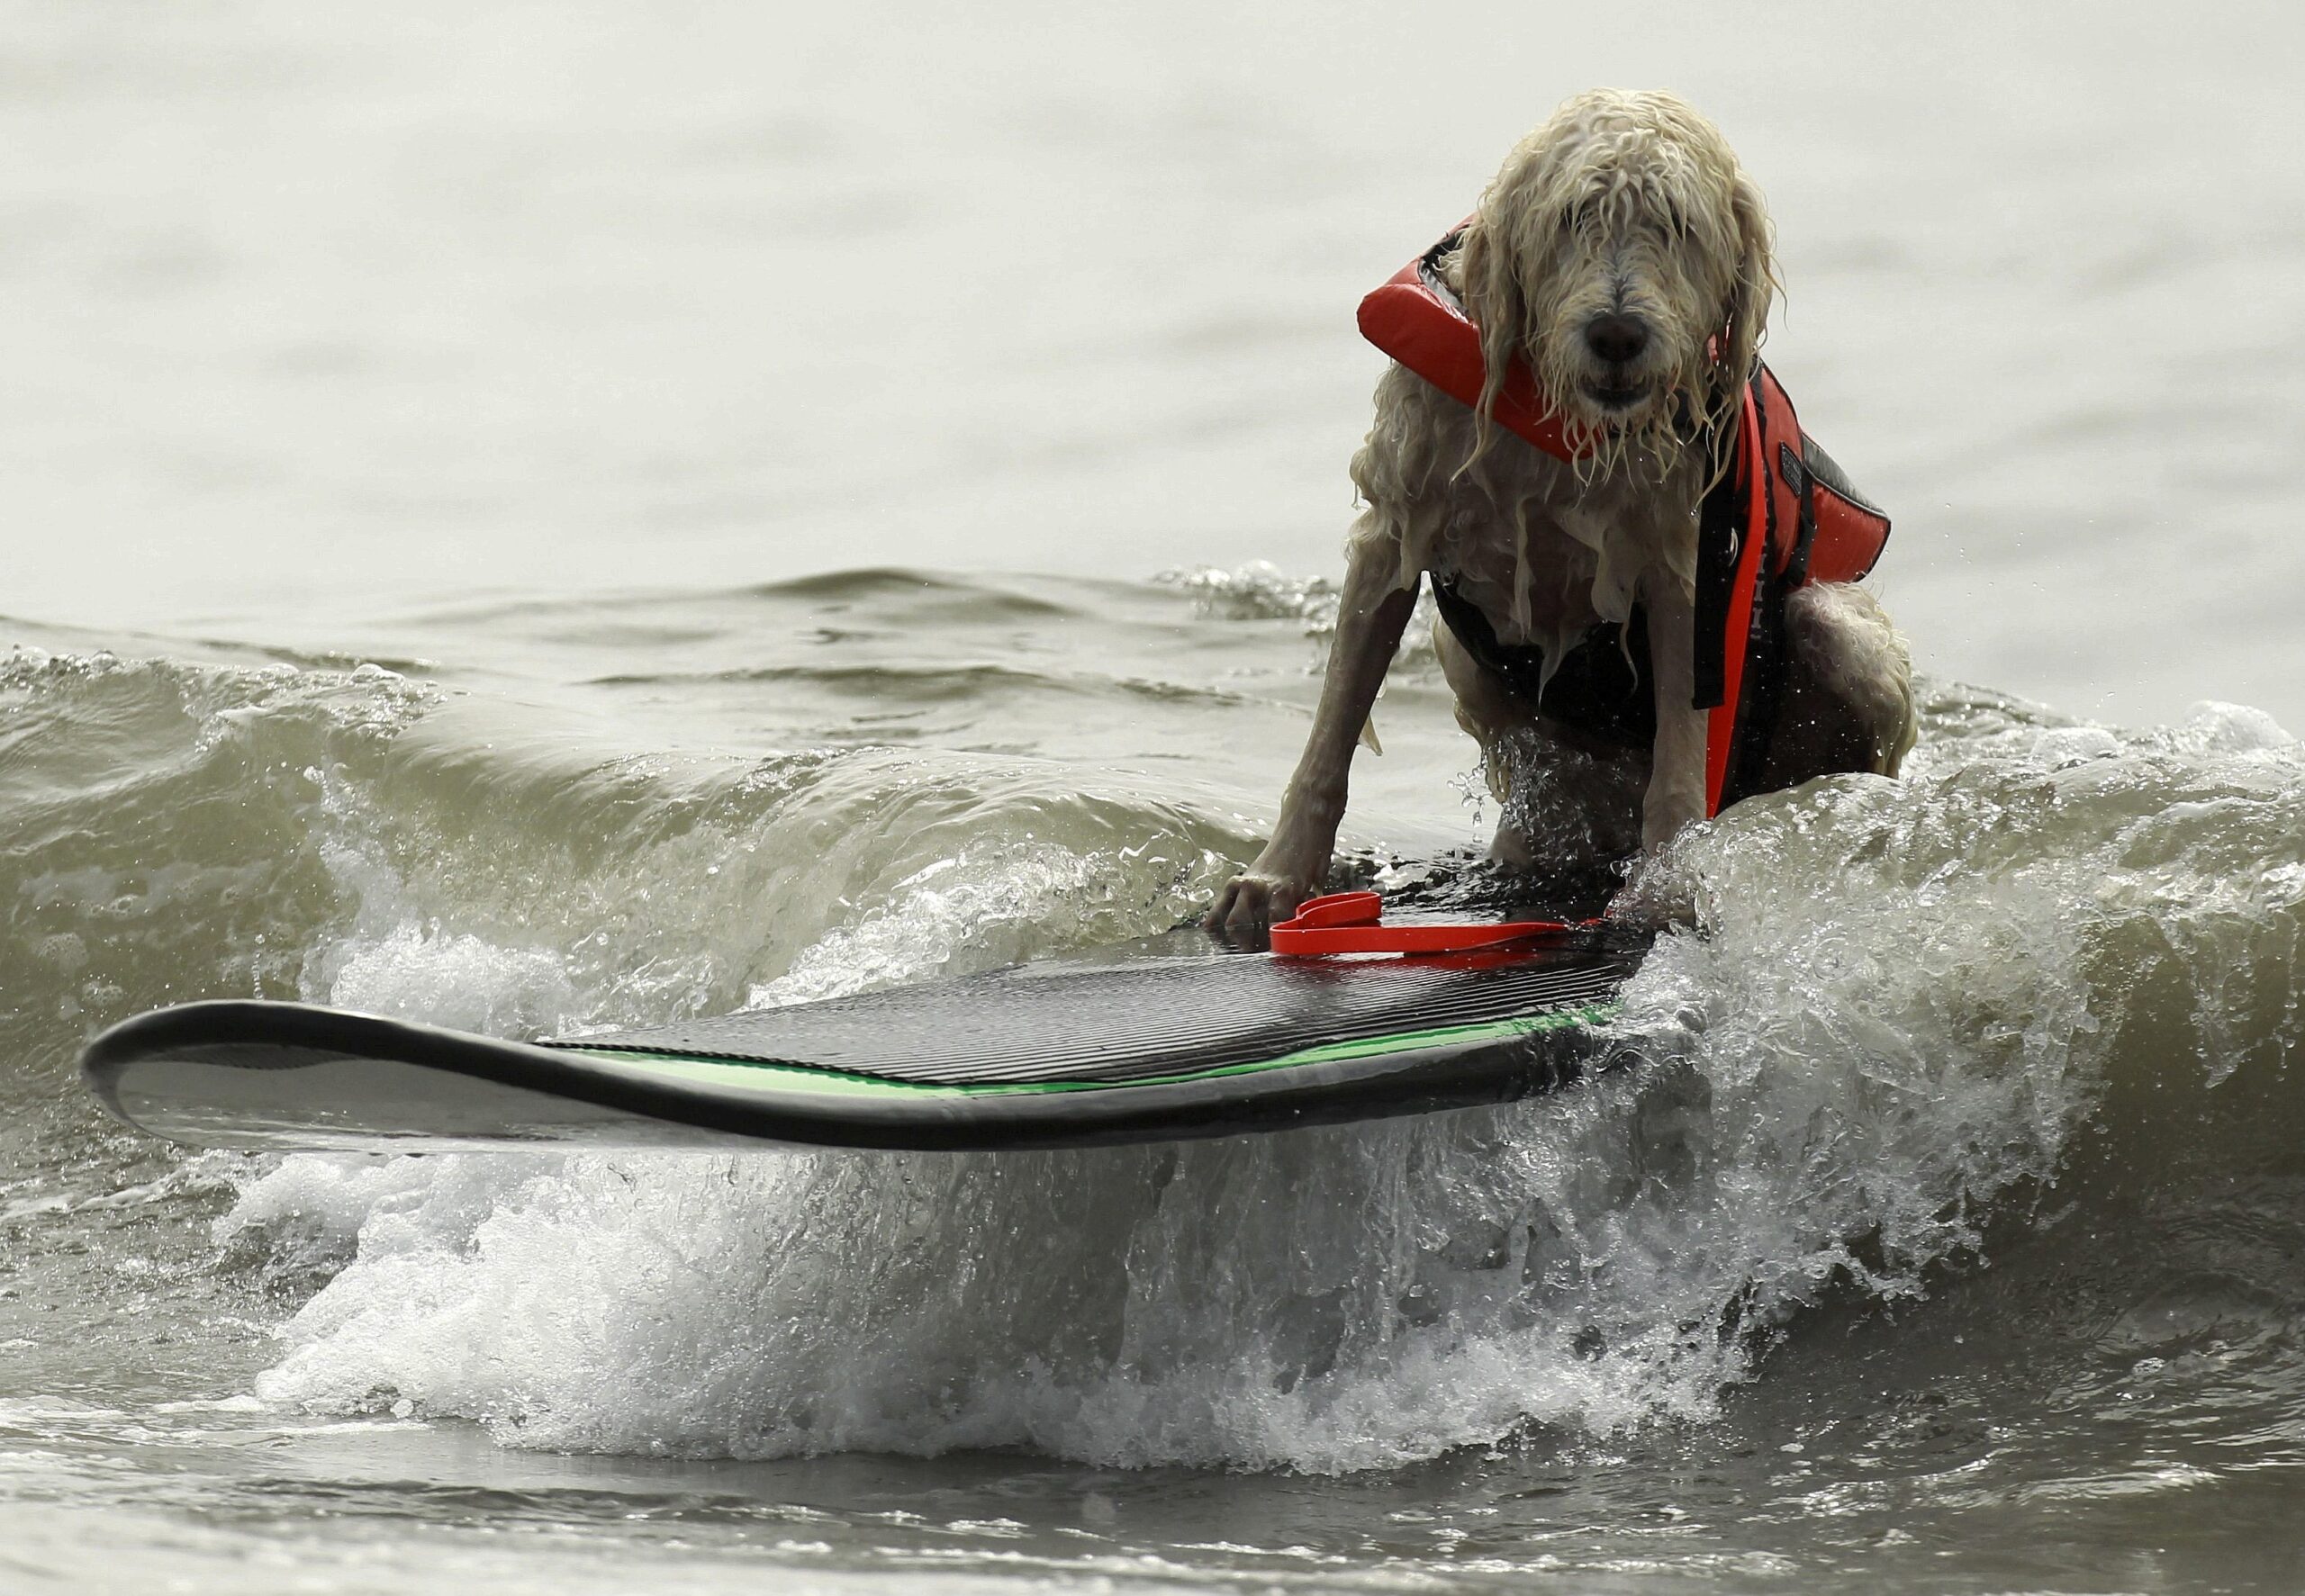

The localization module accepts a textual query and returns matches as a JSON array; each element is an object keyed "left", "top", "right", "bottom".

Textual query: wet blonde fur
[
  {"left": 1208, "top": 89, "right": 1915, "bottom": 937},
  {"left": 1461, "top": 89, "right": 1776, "bottom": 483},
  {"left": 1350, "top": 90, "right": 1779, "bottom": 651}
]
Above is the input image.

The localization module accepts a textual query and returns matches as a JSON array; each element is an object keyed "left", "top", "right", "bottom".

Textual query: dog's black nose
[{"left": 1583, "top": 313, "right": 1650, "bottom": 365}]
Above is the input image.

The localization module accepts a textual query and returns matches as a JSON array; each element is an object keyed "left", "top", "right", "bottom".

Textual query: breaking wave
[{"left": 9, "top": 589, "right": 2302, "bottom": 1476}]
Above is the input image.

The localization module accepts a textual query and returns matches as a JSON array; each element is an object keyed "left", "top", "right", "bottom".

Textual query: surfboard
[{"left": 81, "top": 907, "right": 1645, "bottom": 1155}]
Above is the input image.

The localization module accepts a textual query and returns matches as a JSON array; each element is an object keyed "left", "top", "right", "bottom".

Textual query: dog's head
[{"left": 1460, "top": 89, "right": 1776, "bottom": 476}]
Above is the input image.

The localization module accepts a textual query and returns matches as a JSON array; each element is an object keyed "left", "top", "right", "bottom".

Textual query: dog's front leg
[
  {"left": 1206, "top": 540, "right": 1418, "bottom": 937},
  {"left": 1640, "top": 576, "right": 1710, "bottom": 850}
]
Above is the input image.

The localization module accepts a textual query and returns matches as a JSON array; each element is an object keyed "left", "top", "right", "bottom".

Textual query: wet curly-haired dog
[{"left": 1211, "top": 88, "right": 1916, "bottom": 936}]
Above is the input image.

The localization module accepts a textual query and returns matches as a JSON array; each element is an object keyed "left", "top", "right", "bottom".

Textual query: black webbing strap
[{"left": 1691, "top": 419, "right": 1744, "bottom": 711}]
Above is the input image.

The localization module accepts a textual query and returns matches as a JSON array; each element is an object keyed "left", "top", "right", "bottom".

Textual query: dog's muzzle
[{"left": 1581, "top": 312, "right": 1653, "bottom": 410}]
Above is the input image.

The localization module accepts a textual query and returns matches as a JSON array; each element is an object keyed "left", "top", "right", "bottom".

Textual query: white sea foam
[
  {"left": 215, "top": 693, "right": 2305, "bottom": 1473},
  {"left": 748, "top": 843, "right": 1121, "bottom": 1007}
]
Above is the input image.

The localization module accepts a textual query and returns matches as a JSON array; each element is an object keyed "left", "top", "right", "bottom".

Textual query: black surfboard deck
[{"left": 81, "top": 930, "right": 1644, "bottom": 1153}]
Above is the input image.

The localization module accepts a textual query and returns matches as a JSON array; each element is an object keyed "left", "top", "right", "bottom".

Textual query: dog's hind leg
[{"left": 1755, "top": 582, "right": 1918, "bottom": 789}]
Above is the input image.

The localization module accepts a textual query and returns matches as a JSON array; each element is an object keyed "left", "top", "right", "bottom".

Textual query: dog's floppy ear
[
  {"left": 1713, "top": 167, "right": 1776, "bottom": 411},
  {"left": 1457, "top": 216, "right": 1529, "bottom": 436}
]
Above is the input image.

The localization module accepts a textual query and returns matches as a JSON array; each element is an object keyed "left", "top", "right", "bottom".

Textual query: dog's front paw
[{"left": 1204, "top": 868, "right": 1318, "bottom": 947}]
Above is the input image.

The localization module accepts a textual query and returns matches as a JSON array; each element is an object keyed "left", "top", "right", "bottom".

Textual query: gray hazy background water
[
  {"left": 8, "top": 6, "right": 2305, "bottom": 1596},
  {"left": 9, "top": 0, "right": 2303, "bottom": 729}
]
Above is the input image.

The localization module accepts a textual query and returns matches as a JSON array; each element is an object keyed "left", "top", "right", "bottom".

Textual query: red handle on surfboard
[{"left": 1270, "top": 891, "right": 1590, "bottom": 956}]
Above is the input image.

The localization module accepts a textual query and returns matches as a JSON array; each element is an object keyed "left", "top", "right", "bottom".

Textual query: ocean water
[{"left": 5, "top": 2, "right": 2304, "bottom": 1591}]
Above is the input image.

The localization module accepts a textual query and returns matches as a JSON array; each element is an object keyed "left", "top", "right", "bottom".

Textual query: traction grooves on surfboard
[{"left": 545, "top": 951, "right": 1637, "bottom": 1087}]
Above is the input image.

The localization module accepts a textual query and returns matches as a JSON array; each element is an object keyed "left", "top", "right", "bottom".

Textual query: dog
[{"left": 1208, "top": 89, "right": 1917, "bottom": 937}]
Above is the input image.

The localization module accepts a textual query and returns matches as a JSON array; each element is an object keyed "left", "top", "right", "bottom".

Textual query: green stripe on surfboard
[{"left": 559, "top": 1000, "right": 1623, "bottom": 1100}]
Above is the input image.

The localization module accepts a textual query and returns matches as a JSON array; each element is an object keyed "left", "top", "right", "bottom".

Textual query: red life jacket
[{"left": 1358, "top": 227, "right": 1892, "bottom": 817}]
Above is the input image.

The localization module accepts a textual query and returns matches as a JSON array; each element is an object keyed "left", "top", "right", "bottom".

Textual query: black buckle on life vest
[
  {"left": 1780, "top": 440, "right": 1818, "bottom": 590},
  {"left": 1417, "top": 228, "right": 1468, "bottom": 297}
]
